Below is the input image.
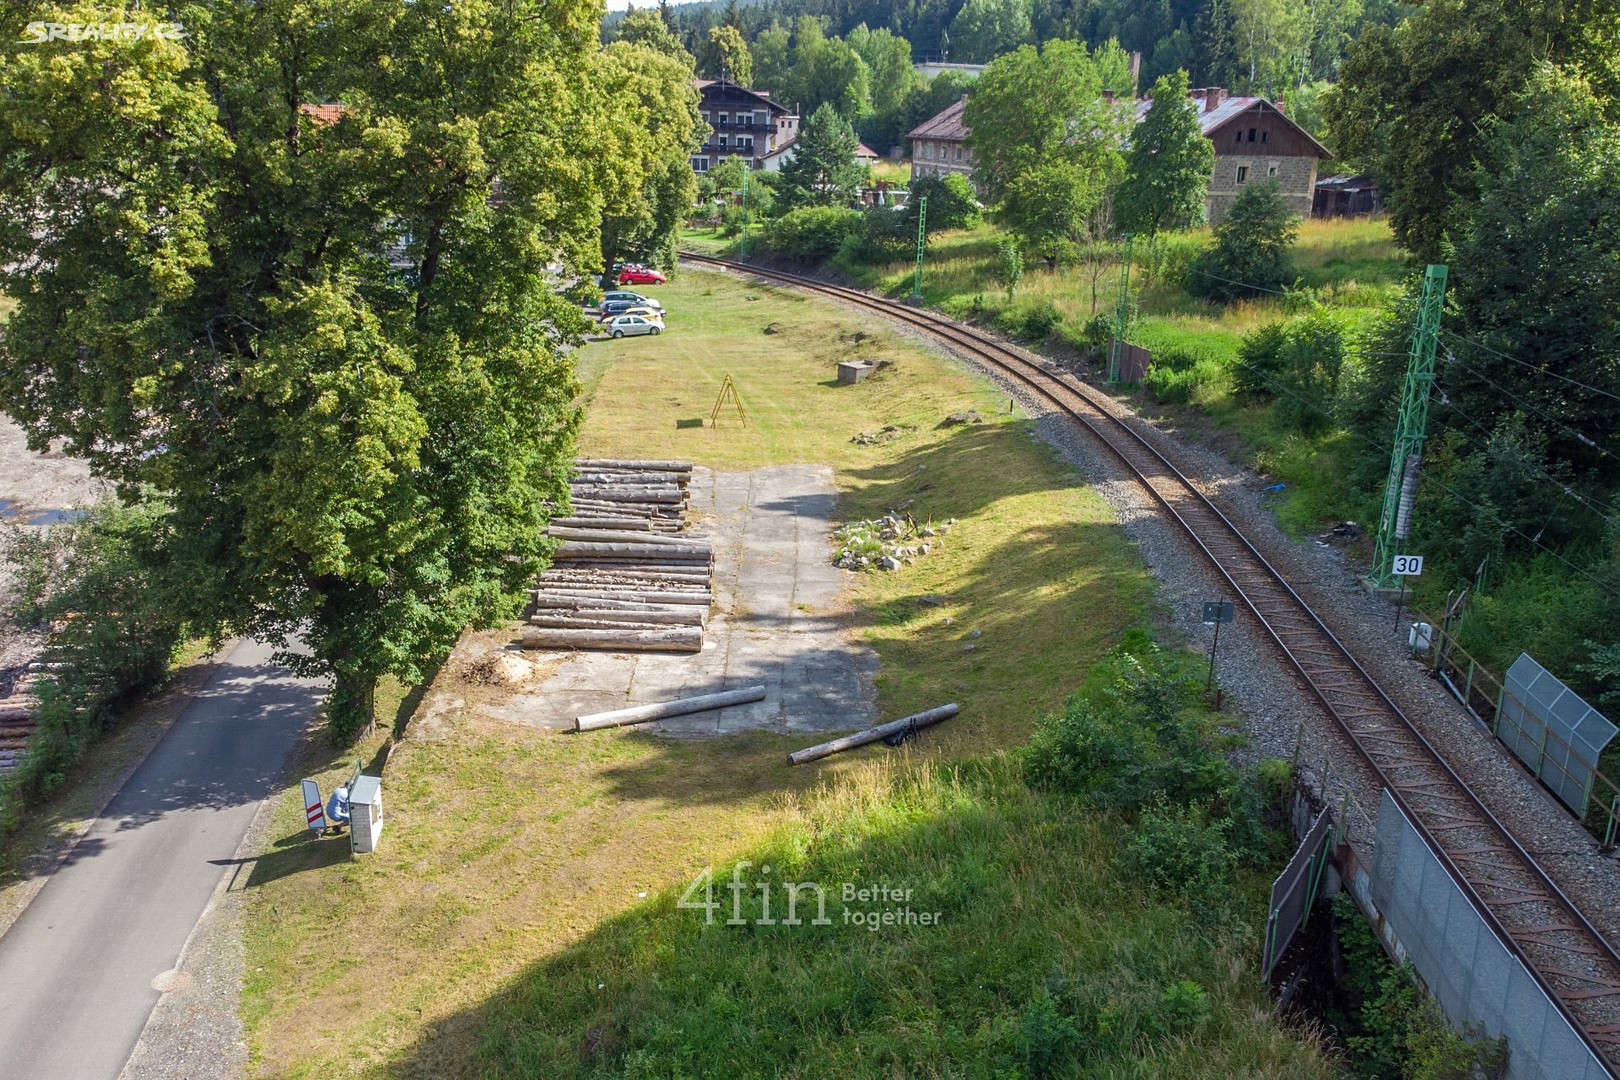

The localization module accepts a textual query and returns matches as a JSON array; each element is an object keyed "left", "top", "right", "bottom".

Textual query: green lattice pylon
[
  {"left": 911, "top": 195, "right": 928, "bottom": 300},
  {"left": 1108, "top": 232, "right": 1134, "bottom": 382},
  {"left": 1371, "top": 263, "right": 1448, "bottom": 587}
]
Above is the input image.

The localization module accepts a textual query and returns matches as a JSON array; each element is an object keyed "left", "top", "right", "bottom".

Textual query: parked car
[
  {"left": 599, "top": 297, "right": 661, "bottom": 317},
  {"left": 603, "top": 314, "right": 662, "bottom": 338},
  {"left": 601, "top": 305, "right": 663, "bottom": 325},
  {"left": 617, "top": 267, "right": 666, "bottom": 285},
  {"left": 601, "top": 290, "right": 662, "bottom": 311}
]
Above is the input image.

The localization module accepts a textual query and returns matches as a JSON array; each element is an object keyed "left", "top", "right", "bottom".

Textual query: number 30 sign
[{"left": 1392, "top": 554, "right": 1424, "bottom": 576}]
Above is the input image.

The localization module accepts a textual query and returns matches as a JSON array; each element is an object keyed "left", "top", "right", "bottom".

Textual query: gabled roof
[
  {"left": 1134, "top": 93, "right": 1332, "bottom": 158},
  {"left": 298, "top": 102, "right": 349, "bottom": 125},
  {"left": 694, "top": 78, "right": 789, "bottom": 115},
  {"left": 906, "top": 97, "right": 969, "bottom": 143}
]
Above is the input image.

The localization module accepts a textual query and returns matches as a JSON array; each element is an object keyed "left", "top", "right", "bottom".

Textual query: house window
[
  {"left": 1261, "top": 130, "right": 1268, "bottom": 143},
  {"left": 1267, "top": 165, "right": 1278, "bottom": 178},
  {"left": 718, "top": 112, "right": 729, "bottom": 125},
  {"left": 692, "top": 157, "right": 709, "bottom": 172},
  {"left": 1236, "top": 165, "right": 1248, "bottom": 184},
  {"left": 1248, "top": 127, "right": 1257, "bottom": 142},
  {"left": 739, "top": 136, "right": 753, "bottom": 152},
  {"left": 1235, "top": 131, "right": 1242, "bottom": 146},
  {"left": 955, "top": 147, "right": 962, "bottom": 160},
  {"left": 719, "top": 134, "right": 728, "bottom": 147}
]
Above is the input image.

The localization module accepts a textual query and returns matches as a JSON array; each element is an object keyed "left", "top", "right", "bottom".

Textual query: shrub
[
  {"left": 1076, "top": 313, "right": 1112, "bottom": 351},
  {"left": 1019, "top": 990, "right": 1082, "bottom": 1079},
  {"left": 1234, "top": 307, "right": 1356, "bottom": 434},
  {"left": 997, "top": 297, "right": 1062, "bottom": 341},
  {"left": 1188, "top": 179, "right": 1299, "bottom": 302},
  {"left": 763, "top": 206, "right": 863, "bottom": 261},
  {"left": 907, "top": 172, "right": 982, "bottom": 231},
  {"left": 0, "top": 500, "right": 186, "bottom": 834},
  {"left": 1142, "top": 345, "right": 1225, "bottom": 404},
  {"left": 1118, "top": 797, "right": 1240, "bottom": 898},
  {"left": 1144, "top": 232, "right": 1205, "bottom": 289}
]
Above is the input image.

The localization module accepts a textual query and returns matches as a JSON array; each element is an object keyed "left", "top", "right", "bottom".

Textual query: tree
[
  {"left": 752, "top": 21, "right": 793, "bottom": 96},
  {"left": 847, "top": 24, "right": 923, "bottom": 152},
  {"left": 783, "top": 17, "right": 873, "bottom": 120},
  {"left": 998, "top": 238, "right": 1024, "bottom": 298},
  {"left": 0, "top": 0, "right": 656, "bottom": 740},
  {"left": 1115, "top": 69, "right": 1215, "bottom": 238},
  {"left": 947, "top": 0, "right": 1033, "bottom": 64},
  {"left": 1001, "top": 161, "right": 1119, "bottom": 270},
  {"left": 700, "top": 25, "right": 753, "bottom": 84},
  {"left": 1187, "top": 179, "right": 1298, "bottom": 301},
  {"left": 963, "top": 41, "right": 1120, "bottom": 204},
  {"left": 1328, "top": 0, "right": 1620, "bottom": 261},
  {"left": 1447, "top": 66, "right": 1620, "bottom": 477},
  {"left": 598, "top": 43, "right": 707, "bottom": 272},
  {"left": 777, "top": 103, "right": 865, "bottom": 210},
  {"left": 906, "top": 173, "right": 981, "bottom": 231},
  {"left": 616, "top": 8, "right": 693, "bottom": 65},
  {"left": 1093, "top": 36, "right": 1138, "bottom": 96}
]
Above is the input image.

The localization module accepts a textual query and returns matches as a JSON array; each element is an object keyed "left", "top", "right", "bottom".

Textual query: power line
[
  {"left": 1182, "top": 266, "right": 1289, "bottom": 297},
  {"left": 1439, "top": 328, "right": 1620, "bottom": 405},
  {"left": 1426, "top": 406, "right": 1620, "bottom": 530},
  {"left": 1221, "top": 351, "right": 1620, "bottom": 597},
  {"left": 1439, "top": 348, "right": 1620, "bottom": 466}
]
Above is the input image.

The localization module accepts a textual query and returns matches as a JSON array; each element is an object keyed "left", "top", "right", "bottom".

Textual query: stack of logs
[
  {"left": 523, "top": 459, "right": 713, "bottom": 653},
  {"left": 0, "top": 663, "right": 48, "bottom": 772}
]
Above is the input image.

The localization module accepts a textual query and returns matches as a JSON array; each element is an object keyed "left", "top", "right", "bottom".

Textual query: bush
[
  {"left": 906, "top": 172, "right": 982, "bottom": 231},
  {"left": 1144, "top": 232, "right": 1206, "bottom": 289},
  {"left": 1233, "top": 306, "right": 1356, "bottom": 434},
  {"left": 1118, "top": 797, "right": 1240, "bottom": 899},
  {"left": 997, "top": 297, "right": 1062, "bottom": 341},
  {"left": 1142, "top": 345, "right": 1226, "bottom": 404},
  {"left": 1188, "top": 179, "right": 1299, "bottom": 303},
  {"left": 763, "top": 206, "right": 863, "bottom": 262},
  {"left": 0, "top": 500, "right": 186, "bottom": 835}
]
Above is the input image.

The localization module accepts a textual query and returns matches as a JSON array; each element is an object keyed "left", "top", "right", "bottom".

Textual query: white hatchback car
[{"left": 603, "top": 314, "right": 662, "bottom": 338}]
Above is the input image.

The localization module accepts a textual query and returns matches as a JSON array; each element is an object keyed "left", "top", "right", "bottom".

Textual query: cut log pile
[
  {"left": 0, "top": 666, "right": 47, "bottom": 772},
  {"left": 524, "top": 459, "right": 713, "bottom": 653}
]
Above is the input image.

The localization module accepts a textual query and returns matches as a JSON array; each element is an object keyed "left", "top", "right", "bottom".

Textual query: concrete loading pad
[{"left": 470, "top": 464, "right": 879, "bottom": 737}]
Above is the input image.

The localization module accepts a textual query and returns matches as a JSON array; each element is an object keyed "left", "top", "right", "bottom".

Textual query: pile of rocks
[{"left": 833, "top": 514, "right": 955, "bottom": 572}]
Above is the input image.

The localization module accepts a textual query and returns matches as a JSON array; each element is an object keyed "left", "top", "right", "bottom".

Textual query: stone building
[
  {"left": 905, "top": 96, "right": 974, "bottom": 184},
  {"left": 905, "top": 87, "right": 1332, "bottom": 223}
]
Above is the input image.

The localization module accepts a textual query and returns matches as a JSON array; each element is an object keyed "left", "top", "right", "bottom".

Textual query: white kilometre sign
[
  {"left": 301, "top": 778, "right": 326, "bottom": 831},
  {"left": 1391, "top": 554, "right": 1425, "bottom": 576}
]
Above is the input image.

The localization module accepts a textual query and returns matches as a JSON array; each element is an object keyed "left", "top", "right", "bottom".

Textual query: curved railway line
[{"left": 680, "top": 250, "right": 1620, "bottom": 1073}]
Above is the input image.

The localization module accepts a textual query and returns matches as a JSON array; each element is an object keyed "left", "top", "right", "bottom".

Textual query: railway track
[{"left": 681, "top": 250, "right": 1620, "bottom": 1072}]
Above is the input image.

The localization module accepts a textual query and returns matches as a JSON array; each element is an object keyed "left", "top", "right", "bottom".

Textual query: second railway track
[{"left": 680, "top": 250, "right": 1620, "bottom": 1071}]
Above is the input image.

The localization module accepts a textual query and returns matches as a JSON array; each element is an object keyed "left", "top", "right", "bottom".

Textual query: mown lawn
[{"left": 240, "top": 274, "right": 1343, "bottom": 1079}]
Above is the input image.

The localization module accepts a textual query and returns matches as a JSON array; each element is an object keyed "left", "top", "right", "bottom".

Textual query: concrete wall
[{"left": 909, "top": 138, "right": 973, "bottom": 183}]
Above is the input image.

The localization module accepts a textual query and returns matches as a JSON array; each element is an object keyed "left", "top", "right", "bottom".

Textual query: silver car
[{"left": 604, "top": 314, "right": 662, "bottom": 338}]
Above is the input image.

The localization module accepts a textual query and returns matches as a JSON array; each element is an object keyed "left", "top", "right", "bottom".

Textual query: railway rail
[{"left": 680, "top": 250, "right": 1620, "bottom": 1072}]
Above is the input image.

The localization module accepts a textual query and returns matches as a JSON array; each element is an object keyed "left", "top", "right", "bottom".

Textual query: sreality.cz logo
[{"left": 18, "top": 21, "right": 187, "bottom": 44}]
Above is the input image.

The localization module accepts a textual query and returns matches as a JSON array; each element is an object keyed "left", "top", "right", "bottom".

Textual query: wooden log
[
  {"left": 540, "top": 589, "right": 711, "bottom": 606},
  {"left": 530, "top": 608, "right": 706, "bottom": 627},
  {"left": 568, "top": 487, "right": 683, "bottom": 504},
  {"left": 575, "top": 458, "right": 693, "bottom": 473},
  {"left": 531, "top": 595, "right": 699, "bottom": 612},
  {"left": 575, "top": 685, "right": 766, "bottom": 732},
  {"left": 553, "top": 542, "right": 710, "bottom": 561},
  {"left": 551, "top": 517, "right": 653, "bottom": 531},
  {"left": 525, "top": 616, "right": 674, "bottom": 633},
  {"left": 520, "top": 627, "right": 702, "bottom": 653},
  {"left": 787, "top": 704, "right": 960, "bottom": 765},
  {"left": 547, "top": 527, "right": 712, "bottom": 546},
  {"left": 0, "top": 707, "right": 38, "bottom": 724}
]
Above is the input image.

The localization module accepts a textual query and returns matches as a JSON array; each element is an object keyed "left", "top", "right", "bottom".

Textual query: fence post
[{"left": 1605, "top": 795, "right": 1619, "bottom": 851}]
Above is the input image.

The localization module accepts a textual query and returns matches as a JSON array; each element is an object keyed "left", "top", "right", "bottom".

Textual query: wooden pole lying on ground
[
  {"left": 520, "top": 627, "right": 702, "bottom": 653},
  {"left": 575, "top": 684, "right": 768, "bottom": 732},
  {"left": 787, "top": 704, "right": 960, "bottom": 765}
]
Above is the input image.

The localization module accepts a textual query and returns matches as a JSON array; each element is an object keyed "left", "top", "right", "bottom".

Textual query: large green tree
[
  {"left": 963, "top": 40, "right": 1118, "bottom": 204},
  {"left": 1328, "top": 0, "right": 1620, "bottom": 261},
  {"left": 1115, "top": 69, "right": 1215, "bottom": 237},
  {"left": 0, "top": 0, "right": 673, "bottom": 739},
  {"left": 1447, "top": 66, "right": 1620, "bottom": 477},
  {"left": 699, "top": 24, "right": 754, "bottom": 84},
  {"left": 777, "top": 102, "right": 865, "bottom": 210},
  {"left": 597, "top": 42, "right": 707, "bottom": 271},
  {"left": 947, "top": 0, "right": 1033, "bottom": 63},
  {"left": 615, "top": 8, "right": 694, "bottom": 65}
]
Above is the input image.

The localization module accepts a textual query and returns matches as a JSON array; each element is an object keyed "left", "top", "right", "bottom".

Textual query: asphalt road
[{"left": 0, "top": 638, "right": 323, "bottom": 1080}]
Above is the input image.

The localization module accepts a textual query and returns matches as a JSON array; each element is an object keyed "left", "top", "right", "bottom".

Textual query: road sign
[
  {"left": 1392, "top": 554, "right": 1424, "bottom": 576},
  {"left": 301, "top": 778, "right": 326, "bottom": 832},
  {"left": 1203, "top": 601, "right": 1235, "bottom": 624}
]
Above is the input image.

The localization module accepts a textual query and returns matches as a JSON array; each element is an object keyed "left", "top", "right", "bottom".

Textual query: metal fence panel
[
  {"left": 1370, "top": 789, "right": 1611, "bottom": 1080},
  {"left": 1499, "top": 653, "right": 1617, "bottom": 817},
  {"left": 1263, "top": 808, "right": 1333, "bottom": 976}
]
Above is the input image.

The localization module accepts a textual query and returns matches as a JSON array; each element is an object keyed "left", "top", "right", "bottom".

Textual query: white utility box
[{"left": 348, "top": 775, "right": 384, "bottom": 854}]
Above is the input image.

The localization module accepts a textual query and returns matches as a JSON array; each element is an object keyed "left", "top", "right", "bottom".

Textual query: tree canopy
[
  {"left": 777, "top": 102, "right": 865, "bottom": 211},
  {"left": 0, "top": 0, "right": 689, "bottom": 740},
  {"left": 1115, "top": 69, "right": 1215, "bottom": 237},
  {"left": 1187, "top": 179, "right": 1299, "bottom": 301}
]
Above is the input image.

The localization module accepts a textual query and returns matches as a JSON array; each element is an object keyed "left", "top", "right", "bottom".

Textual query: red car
[{"left": 617, "top": 266, "right": 666, "bottom": 285}]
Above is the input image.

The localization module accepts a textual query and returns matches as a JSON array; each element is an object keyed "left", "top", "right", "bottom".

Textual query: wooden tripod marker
[{"left": 710, "top": 373, "right": 747, "bottom": 427}]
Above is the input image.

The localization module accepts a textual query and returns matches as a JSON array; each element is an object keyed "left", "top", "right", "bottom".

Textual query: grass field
[{"left": 240, "top": 272, "right": 1343, "bottom": 1078}]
